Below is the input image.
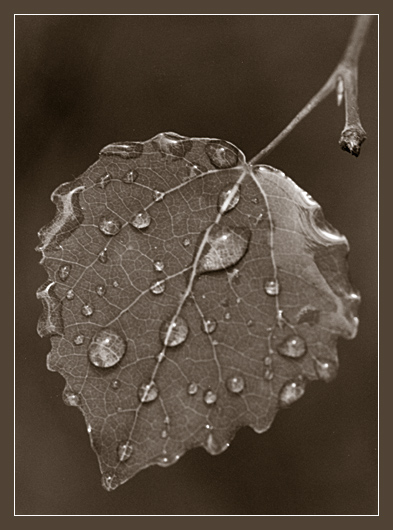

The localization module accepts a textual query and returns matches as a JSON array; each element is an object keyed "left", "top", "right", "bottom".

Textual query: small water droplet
[
  {"left": 66, "top": 289, "right": 75, "bottom": 300},
  {"left": 314, "top": 358, "right": 337, "bottom": 382},
  {"left": 198, "top": 224, "right": 251, "bottom": 273},
  {"left": 246, "top": 319, "right": 253, "bottom": 327},
  {"left": 99, "top": 215, "right": 122, "bottom": 236},
  {"left": 81, "top": 303, "right": 94, "bottom": 317},
  {"left": 153, "top": 132, "right": 192, "bottom": 157},
  {"left": 203, "top": 389, "right": 217, "bottom": 406},
  {"left": 226, "top": 375, "right": 244, "bottom": 393},
  {"left": 62, "top": 388, "right": 81, "bottom": 407},
  {"left": 201, "top": 317, "right": 217, "bottom": 334},
  {"left": 117, "top": 440, "right": 133, "bottom": 462},
  {"left": 277, "top": 334, "right": 307, "bottom": 359},
  {"left": 96, "top": 284, "right": 106, "bottom": 297},
  {"left": 224, "top": 312, "right": 231, "bottom": 321},
  {"left": 160, "top": 315, "right": 188, "bottom": 347},
  {"left": 87, "top": 424, "right": 92, "bottom": 433},
  {"left": 264, "top": 356, "right": 272, "bottom": 366},
  {"left": 138, "top": 382, "right": 158, "bottom": 403},
  {"left": 88, "top": 328, "right": 127, "bottom": 368},
  {"left": 161, "top": 429, "right": 168, "bottom": 439},
  {"left": 57, "top": 264, "right": 71, "bottom": 281},
  {"left": 122, "top": 169, "right": 139, "bottom": 183},
  {"left": 205, "top": 140, "right": 239, "bottom": 168},
  {"left": 264, "top": 369, "right": 274, "bottom": 381},
  {"left": 131, "top": 210, "right": 151, "bottom": 230},
  {"left": 251, "top": 197, "right": 259, "bottom": 204},
  {"left": 111, "top": 379, "right": 121, "bottom": 390},
  {"left": 279, "top": 378, "right": 306, "bottom": 407},
  {"left": 98, "top": 173, "right": 111, "bottom": 189},
  {"left": 73, "top": 334, "right": 84, "bottom": 345},
  {"left": 218, "top": 184, "right": 241, "bottom": 214},
  {"left": 187, "top": 382, "right": 198, "bottom": 395},
  {"left": 153, "top": 189, "right": 165, "bottom": 202},
  {"left": 153, "top": 260, "right": 165, "bottom": 272},
  {"left": 182, "top": 237, "right": 190, "bottom": 247},
  {"left": 112, "top": 280, "right": 119, "bottom": 288},
  {"left": 264, "top": 278, "right": 280, "bottom": 296},
  {"left": 157, "top": 350, "right": 165, "bottom": 363},
  {"left": 205, "top": 423, "right": 213, "bottom": 430},
  {"left": 98, "top": 248, "right": 108, "bottom": 263},
  {"left": 150, "top": 280, "right": 166, "bottom": 295},
  {"left": 101, "top": 471, "right": 120, "bottom": 491}
]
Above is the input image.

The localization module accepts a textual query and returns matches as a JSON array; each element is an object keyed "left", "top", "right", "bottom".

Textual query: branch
[{"left": 249, "top": 15, "right": 374, "bottom": 165}]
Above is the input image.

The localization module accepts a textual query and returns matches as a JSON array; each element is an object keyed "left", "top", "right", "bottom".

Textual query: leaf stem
[{"left": 248, "top": 15, "right": 374, "bottom": 165}]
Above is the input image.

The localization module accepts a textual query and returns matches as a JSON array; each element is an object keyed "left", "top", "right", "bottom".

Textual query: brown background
[{"left": 15, "top": 15, "right": 377, "bottom": 515}]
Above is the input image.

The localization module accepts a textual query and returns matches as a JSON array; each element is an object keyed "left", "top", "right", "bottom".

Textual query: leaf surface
[{"left": 36, "top": 132, "right": 359, "bottom": 490}]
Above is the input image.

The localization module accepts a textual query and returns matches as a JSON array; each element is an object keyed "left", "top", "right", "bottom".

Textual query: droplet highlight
[
  {"left": 277, "top": 334, "right": 307, "bottom": 359},
  {"left": 203, "top": 389, "right": 217, "bottom": 406},
  {"left": 131, "top": 210, "right": 151, "bottom": 230},
  {"left": 98, "top": 215, "right": 122, "bottom": 236},
  {"left": 81, "top": 304, "right": 94, "bottom": 317},
  {"left": 138, "top": 382, "right": 158, "bottom": 403},
  {"left": 150, "top": 280, "right": 166, "bottom": 295},
  {"left": 264, "top": 278, "right": 280, "bottom": 296},
  {"left": 279, "top": 378, "right": 306, "bottom": 407},
  {"left": 88, "top": 328, "right": 127, "bottom": 368},
  {"left": 226, "top": 375, "right": 244, "bottom": 393},
  {"left": 57, "top": 264, "right": 71, "bottom": 281},
  {"left": 218, "top": 184, "right": 240, "bottom": 214},
  {"left": 198, "top": 224, "right": 251, "bottom": 273},
  {"left": 117, "top": 440, "right": 133, "bottom": 462},
  {"left": 160, "top": 315, "right": 188, "bottom": 347},
  {"left": 201, "top": 317, "right": 217, "bottom": 334}
]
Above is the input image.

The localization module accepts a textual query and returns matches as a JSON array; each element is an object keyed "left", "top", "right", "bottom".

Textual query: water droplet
[
  {"left": 153, "top": 189, "right": 165, "bottom": 202},
  {"left": 111, "top": 379, "right": 120, "bottom": 389},
  {"left": 122, "top": 169, "right": 139, "bottom": 183},
  {"left": 66, "top": 289, "right": 75, "bottom": 300},
  {"left": 112, "top": 280, "right": 119, "bottom": 288},
  {"left": 198, "top": 224, "right": 251, "bottom": 273},
  {"left": 224, "top": 312, "right": 231, "bottom": 321},
  {"left": 117, "top": 440, "right": 133, "bottom": 462},
  {"left": 277, "top": 334, "right": 307, "bottom": 359},
  {"left": 203, "top": 389, "right": 217, "bottom": 406},
  {"left": 98, "top": 173, "right": 111, "bottom": 188},
  {"left": 131, "top": 210, "right": 151, "bottom": 230},
  {"left": 205, "top": 140, "right": 239, "bottom": 169},
  {"left": 264, "top": 356, "right": 272, "bottom": 366},
  {"left": 150, "top": 280, "right": 166, "bottom": 295},
  {"left": 138, "top": 382, "right": 158, "bottom": 403},
  {"left": 218, "top": 184, "right": 241, "bottom": 214},
  {"left": 264, "top": 369, "right": 274, "bottom": 381},
  {"left": 226, "top": 375, "right": 244, "bottom": 393},
  {"left": 73, "top": 334, "right": 84, "bottom": 345},
  {"left": 314, "top": 358, "right": 337, "bottom": 382},
  {"left": 153, "top": 260, "right": 165, "bottom": 272},
  {"left": 264, "top": 278, "right": 280, "bottom": 296},
  {"left": 201, "top": 317, "right": 217, "bottom": 334},
  {"left": 157, "top": 350, "right": 165, "bottom": 363},
  {"left": 101, "top": 471, "right": 120, "bottom": 491},
  {"left": 182, "top": 237, "right": 190, "bottom": 247},
  {"left": 187, "top": 382, "right": 198, "bottom": 395},
  {"left": 246, "top": 319, "right": 253, "bottom": 327},
  {"left": 205, "top": 423, "right": 213, "bottom": 430},
  {"left": 98, "top": 215, "right": 122, "bottom": 236},
  {"left": 251, "top": 197, "right": 259, "bottom": 204},
  {"left": 159, "top": 315, "right": 188, "bottom": 347},
  {"left": 98, "top": 248, "right": 108, "bottom": 263},
  {"left": 153, "top": 132, "right": 192, "bottom": 157},
  {"left": 62, "top": 388, "right": 81, "bottom": 407},
  {"left": 161, "top": 429, "right": 168, "bottom": 439},
  {"left": 100, "top": 142, "right": 144, "bottom": 159},
  {"left": 279, "top": 378, "right": 306, "bottom": 407},
  {"left": 205, "top": 433, "right": 230, "bottom": 455},
  {"left": 96, "top": 284, "right": 106, "bottom": 297},
  {"left": 81, "top": 303, "right": 94, "bottom": 317},
  {"left": 57, "top": 264, "right": 71, "bottom": 281},
  {"left": 88, "top": 328, "right": 127, "bottom": 368}
]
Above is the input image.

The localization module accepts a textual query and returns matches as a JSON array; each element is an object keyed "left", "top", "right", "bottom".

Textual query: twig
[{"left": 249, "top": 15, "right": 374, "bottom": 165}]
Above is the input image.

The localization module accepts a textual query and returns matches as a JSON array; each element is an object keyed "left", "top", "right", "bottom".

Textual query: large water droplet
[
  {"left": 66, "top": 289, "right": 75, "bottom": 300},
  {"left": 153, "top": 260, "right": 165, "bottom": 272},
  {"left": 150, "top": 280, "right": 166, "bottom": 295},
  {"left": 98, "top": 248, "right": 108, "bottom": 263},
  {"left": 153, "top": 132, "right": 192, "bottom": 157},
  {"left": 277, "top": 335, "right": 307, "bottom": 359},
  {"left": 160, "top": 315, "right": 188, "bottom": 347},
  {"left": 57, "top": 264, "right": 71, "bottom": 281},
  {"left": 205, "top": 140, "right": 239, "bottom": 169},
  {"left": 203, "top": 389, "right": 217, "bottom": 405},
  {"left": 73, "top": 334, "right": 84, "bottom": 345},
  {"left": 96, "top": 284, "right": 106, "bottom": 297},
  {"left": 218, "top": 184, "right": 241, "bottom": 214},
  {"left": 117, "top": 440, "right": 133, "bottom": 462},
  {"left": 201, "top": 317, "right": 217, "bottom": 334},
  {"left": 264, "top": 278, "right": 280, "bottom": 296},
  {"left": 131, "top": 210, "right": 151, "bottom": 230},
  {"left": 198, "top": 224, "right": 251, "bottom": 273},
  {"left": 122, "top": 169, "right": 139, "bottom": 183},
  {"left": 226, "top": 375, "right": 244, "bottom": 393},
  {"left": 187, "top": 382, "right": 198, "bottom": 395},
  {"left": 62, "top": 388, "right": 81, "bottom": 407},
  {"left": 101, "top": 471, "right": 120, "bottom": 491},
  {"left": 314, "top": 358, "right": 337, "bottom": 382},
  {"left": 279, "top": 378, "right": 306, "bottom": 407},
  {"left": 81, "top": 303, "right": 94, "bottom": 317},
  {"left": 88, "top": 328, "right": 127, "bottom": 368},
  {"left": 99, "top": 215, "right": 122, "bottom": 236},
  {"left": 138, "top": 382, "right": 158, "bottom": 403}
]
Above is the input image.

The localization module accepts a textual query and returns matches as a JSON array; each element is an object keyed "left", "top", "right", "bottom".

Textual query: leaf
[{"left": 36, "top": 132, "right": 360, "bottom": 491}]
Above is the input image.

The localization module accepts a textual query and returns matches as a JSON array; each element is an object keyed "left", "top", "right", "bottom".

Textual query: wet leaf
[{"left": 36, "top": 132, "right": 360, "bottom": 490}]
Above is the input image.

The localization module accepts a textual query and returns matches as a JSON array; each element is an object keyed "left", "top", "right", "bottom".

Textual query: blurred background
[{"left": 15, "top": 15, "right": 377, "bottom": 515}]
